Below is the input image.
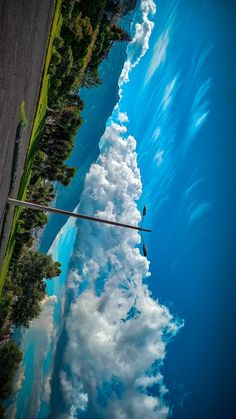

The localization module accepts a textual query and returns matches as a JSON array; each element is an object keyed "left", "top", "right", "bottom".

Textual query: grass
[
  {"left": 19, "top": 101, "right": 28, "bottom": 128},
  {"left": 0, "top": 0, "right": 63, "bottom": 292}
]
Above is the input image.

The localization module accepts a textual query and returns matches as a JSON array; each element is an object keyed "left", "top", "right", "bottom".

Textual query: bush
[
  {"left": 54, "top": 35, "right": 64, "bottom": 49},
  {"left": 49, "top": 50, "right": 62, "bottom": 70}
]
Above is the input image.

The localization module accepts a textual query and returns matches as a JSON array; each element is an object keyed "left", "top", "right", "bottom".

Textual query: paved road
[{"left": 0, "top": 0, "right": 55, "bottom": 272}]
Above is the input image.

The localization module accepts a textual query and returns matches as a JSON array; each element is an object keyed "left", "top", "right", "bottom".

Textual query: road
[{"left": 0, "top": 0, "right": 55, "bottom": 271}]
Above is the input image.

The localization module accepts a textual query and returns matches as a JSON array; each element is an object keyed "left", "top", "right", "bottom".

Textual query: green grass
[
  {"left": 20, "top": 100, "right": 28, "bottom": 128},
  {"left": 0, "top": 0, "right": 63, "bottom": 293}
]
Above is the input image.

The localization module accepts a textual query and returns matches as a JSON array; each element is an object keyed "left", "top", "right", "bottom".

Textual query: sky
[{"left": 8, "top": 0, "right": 236, "bottom": 418}]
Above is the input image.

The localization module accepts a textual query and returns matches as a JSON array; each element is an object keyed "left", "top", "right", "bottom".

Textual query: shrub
[{"left": 53, "top": 35, "right": 64, "bottom": 49}]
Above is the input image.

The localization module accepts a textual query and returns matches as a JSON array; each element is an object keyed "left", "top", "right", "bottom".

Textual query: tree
[
  {"left": 0, "top": 340, "right": 22, "bottom": 400},
  {"left": 54, "top": 35, "right": 64, "bottom": 49},
  {"left": 0, "top": 402, "right": 6, "bottom": 418},
  {"left": 0, "top": 294, "right": 12, "bottom": 329},
  {"left": 15, "top": 251, "right": 61, "bottom": 282},
  {"left": 10, "top": 251, "right": 61, "bottom": 328},
  {"left": 49, "top": 49, "right": 62, "bottom": 74},
  {"left": 57, "top": 165, "right": 77, "bottom": 186},
  {"left": 66, "top": 94, "right": 84, "bottom": 110},
  {"left": 82, "top": 68, "right": 101, "bottom": 88},
  {"left": 110, "top": 25, "right": 131, "bottom": 42}
]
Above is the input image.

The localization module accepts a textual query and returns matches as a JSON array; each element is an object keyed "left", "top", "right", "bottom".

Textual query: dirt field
[{"left": 0, "top": 0, "right": 55, "bottom": 271}]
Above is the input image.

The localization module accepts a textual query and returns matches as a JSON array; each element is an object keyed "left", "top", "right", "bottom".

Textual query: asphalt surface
[{"left": 0, "top": 0, "right": 55, "bottom": 272}]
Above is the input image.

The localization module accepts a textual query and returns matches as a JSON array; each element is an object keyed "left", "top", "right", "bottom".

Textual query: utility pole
[{"left": 7, "top": 198, "right": 151, "bottom": 233}]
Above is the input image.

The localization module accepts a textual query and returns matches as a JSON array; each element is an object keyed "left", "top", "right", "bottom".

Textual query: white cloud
[
  {"left": 162, "top": 78, "right": 177, "bottom": 111},
  {"left": 67, "top": 269, "right": 83, "bottom": 291},
  {"left": 118, "top": 0, "right": 156, "bottom": 94},
  {"left": 145, "top": 30, "right": 170, "bottom": 84},
  {"left": 186, "top": 78, "right": 211, "bottom": 148},
  {"left": 182, "top": 179, "right": 212, "bottom": 230},
  {"left": 12, "top": 366, "right": 25, "bottom": 393},
  {"left": 60, "top": 118, "right": 182, "bottom": 418},
  {"left": 195, "top": 111, "right": 208, "bottom": 128},
  {"left": 153, "top": 126, "right": 161, "bottom": 141},
  {"left": 118, "top": 111, "right": 129, "bottom": 123},
  {"left": 154, "top": 149, "right": 165, "bottom": 166},
  {"left": 140, "top": 0, "right": 156, "bottom": 15},
  {"left": 60, "top": 371, "right": 88, "bottom": 417},
  {"left": 188, "top": 202, "right": 212, "bottom": 227}
]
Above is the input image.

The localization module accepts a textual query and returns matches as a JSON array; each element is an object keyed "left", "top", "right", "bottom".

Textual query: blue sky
[{"left": 9, "top": 0, "right": 236, "bottom": 418}]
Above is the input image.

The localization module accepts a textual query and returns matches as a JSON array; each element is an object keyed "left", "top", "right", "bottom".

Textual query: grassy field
[{"left": 0, "top": 0, "right": 63, "bottom": 292}]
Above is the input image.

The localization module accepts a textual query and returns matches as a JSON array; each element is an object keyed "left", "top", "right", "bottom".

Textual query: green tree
[
  {"left": 82, "top": 68, "right": 101, "bottom": 88},
  {"left": 10, "top": 251, "right": 61, "bottom": 328},
  {"left": 0, "top": 402, "right": 6, "bottom": 418},
  {"left": 0, "top": 294, "right": 12, "bottom": 329},
  {"left": 54, "top": 35, "right": 64, "bottom": 49},
  {"left": 0, "top": 340, "right": 22, "bottom": 400},
  {"left": 110, "top": 25, "right": 131, "bottom": 42}
]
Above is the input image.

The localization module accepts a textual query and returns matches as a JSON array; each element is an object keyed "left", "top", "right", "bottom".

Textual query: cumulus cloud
[
  {"left": 60, "top": 118, "right": 182, "bottom": 418},
  {"left": 118, "top": 0, "right": 156, "bottom": 94},
  {"left": 118, "top": 111, "right": 129, "bottom": 123}
]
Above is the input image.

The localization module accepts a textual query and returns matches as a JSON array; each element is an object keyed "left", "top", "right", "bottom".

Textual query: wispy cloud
[
  {"left": 154, "top": 149, "right": 165, "bottom": 166},
  {"left": 162, "top": 78, "right": 177, "bottom": 111},
  {"left": 185, "top": 77, "right": 212, "bottom": 149},
  {"left": 188, "top": 202, "right": 212, "bottom": 227},
  {"left": 145, "top": 30, "right": 170, "bottom": 84},
  {"left": 152, "top": 126, "right": 161, "bottom": 141},
  {"left": 183, "top": 177, "right": 212, "bottom": 229}
]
